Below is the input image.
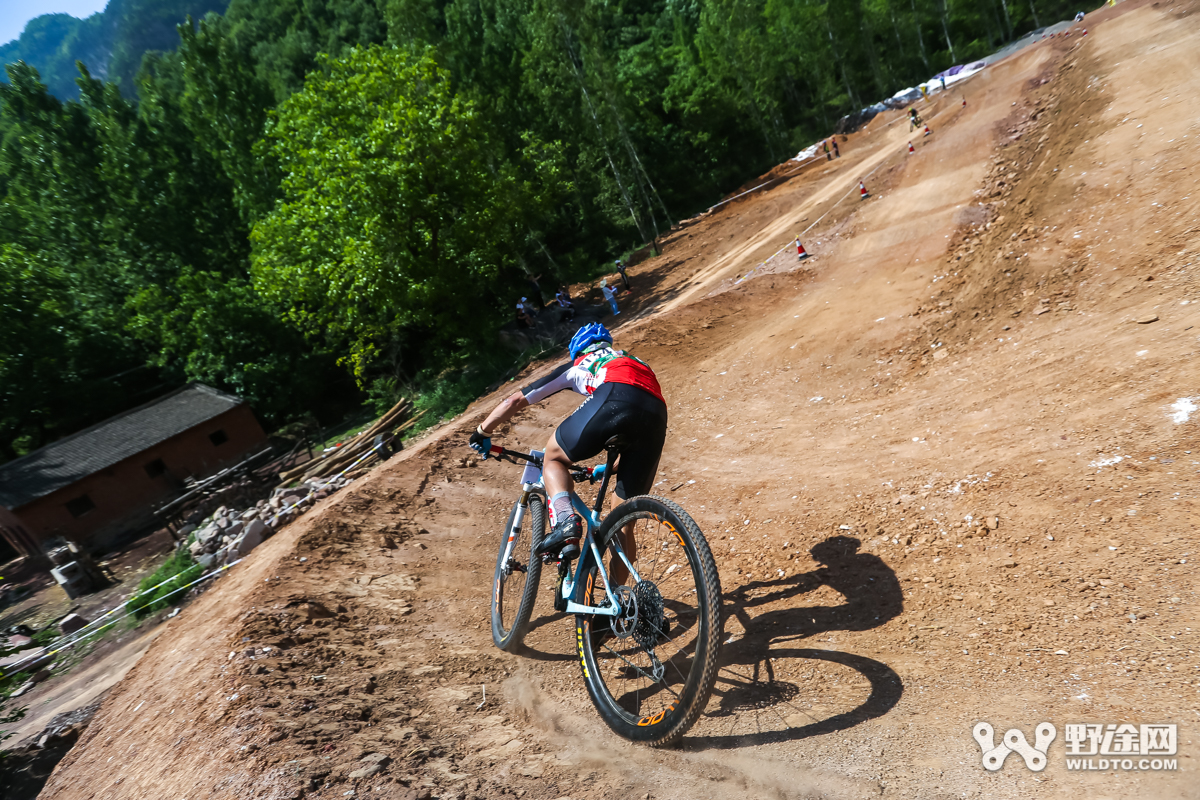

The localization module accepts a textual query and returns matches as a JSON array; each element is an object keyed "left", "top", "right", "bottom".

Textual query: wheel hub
[{"left": 610, "top": 584, "right": 637, "bottom": 639}]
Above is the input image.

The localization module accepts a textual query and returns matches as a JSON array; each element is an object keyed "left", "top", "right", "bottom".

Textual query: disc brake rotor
[{"left": 610, "top": 584, "right": 637, "bottom": 639}]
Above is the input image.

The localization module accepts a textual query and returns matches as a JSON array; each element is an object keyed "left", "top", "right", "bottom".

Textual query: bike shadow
[
  {"left": 513, "top": 608, "right": 576, "bottom": 662},
  {"left": 686, "top": 535, "right": 905, "bottom": 748}
]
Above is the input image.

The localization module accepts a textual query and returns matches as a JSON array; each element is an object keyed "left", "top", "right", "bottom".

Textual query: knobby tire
[
  {"left": 575, "top": 495, "right": 722, "bottom": 746},
  {"left": 491, "top": 492, "right": 545, "bottom": 651}
]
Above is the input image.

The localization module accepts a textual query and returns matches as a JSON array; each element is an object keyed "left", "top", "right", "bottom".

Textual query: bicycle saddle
[{"left": 603, "top": 435, "right": 629, "bottom": 452}]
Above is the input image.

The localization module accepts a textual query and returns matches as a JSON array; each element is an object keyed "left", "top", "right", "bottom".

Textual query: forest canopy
[{"left": 0, "top": 0, "right": 1085, "bottom": 460}]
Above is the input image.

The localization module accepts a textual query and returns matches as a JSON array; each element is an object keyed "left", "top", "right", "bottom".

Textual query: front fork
[{"left": 499, "top": 486, "right": 535, "bottom": 577}]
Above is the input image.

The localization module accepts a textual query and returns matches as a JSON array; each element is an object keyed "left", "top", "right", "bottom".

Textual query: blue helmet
[{"left": 569, "top": 322, "right": 613, "bottom": 359}]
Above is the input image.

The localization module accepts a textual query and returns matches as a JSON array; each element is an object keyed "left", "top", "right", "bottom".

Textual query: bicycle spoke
[
  {"left": 588, "top": 511, "right": 707, "bottom": 719},
  {"left": 600, "top": 641, "right": 682, "bottom": 697}
]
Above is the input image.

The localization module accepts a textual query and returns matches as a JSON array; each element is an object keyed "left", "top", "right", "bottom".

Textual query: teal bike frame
[{"left": 488, "top": 444, "right": 642, "bottom": 617}]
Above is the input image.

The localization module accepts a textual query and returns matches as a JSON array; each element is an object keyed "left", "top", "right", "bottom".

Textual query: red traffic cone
[
  {"left": 907, "top": 141, "right": 915, "bottom": 154},
  {"left": 796, "top": 237, "right": 810, "bottom": 260},
  {"left": 962, "top": 97, "right": 967, "bottom": 107},
  {"left": 859, "top": 180, "right": 869, "bottom": 200},
  {"left": 923, "top": 124, "right": 931, "bottom": 136},
  {"left": 1082, "top": 28, "right": 1087, "bottom": 35}
]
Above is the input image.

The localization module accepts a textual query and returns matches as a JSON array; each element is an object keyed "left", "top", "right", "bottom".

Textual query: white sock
[{"left": 550, "top": 491, "right": 573, "bottom": 527}]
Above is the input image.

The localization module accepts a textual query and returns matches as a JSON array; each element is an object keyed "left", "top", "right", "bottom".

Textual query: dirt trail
[
  {"left": 39, "top": 2, "right": 1199, "bottom": 798},
  {"left": 5, "top": 626, "right": 163, "bottom": 745}
]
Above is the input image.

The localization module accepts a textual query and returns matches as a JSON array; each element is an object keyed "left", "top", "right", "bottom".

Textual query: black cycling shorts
[{"left": 555, "top": 382, "right": 668, "bottom": 500}]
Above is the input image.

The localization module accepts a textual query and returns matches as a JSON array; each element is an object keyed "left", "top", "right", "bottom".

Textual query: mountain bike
[{"left": 483, "top": 437, "right": 723, "bottom": 747}]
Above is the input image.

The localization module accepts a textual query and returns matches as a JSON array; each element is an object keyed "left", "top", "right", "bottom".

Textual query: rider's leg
[
  {"left": 538, "top": 434, "right": 582, "bottom": 559},
  {"left": 542, "top": 434, "right": 576, "bottom": 521},
  {"left": 542, "top": 434, "right": 573, "bottom": 497},
  {"left": 610, "top": 522, "right": 637, "bottom": 586}
]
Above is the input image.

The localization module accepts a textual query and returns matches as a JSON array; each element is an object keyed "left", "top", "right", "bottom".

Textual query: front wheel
[
  {"left": 576, "top": 495, "right": 722, "bottom": 746},
  {"left": 491, "top": 492, "right": 545, "bottom": 651}
]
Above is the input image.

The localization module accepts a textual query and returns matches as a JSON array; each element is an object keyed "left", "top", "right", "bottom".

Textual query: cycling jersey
[
  {"left": 521, "top": 347, "right": 664, "bottom": 405},
  {"left": 555, "top": 382, "right": 667, "bottom": 498}
]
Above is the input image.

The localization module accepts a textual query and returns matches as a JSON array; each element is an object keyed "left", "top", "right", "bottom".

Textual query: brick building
[{"left": 0, "top": 384, "right": 268, "bottom": 556}]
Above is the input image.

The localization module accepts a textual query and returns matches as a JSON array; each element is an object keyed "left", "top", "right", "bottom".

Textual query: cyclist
[{"left": 469, "top": 323, "right": 667, "bottom": 564}]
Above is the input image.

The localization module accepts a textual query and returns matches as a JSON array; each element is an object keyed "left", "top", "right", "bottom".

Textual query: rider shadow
[{"left": 685, "top": 535, "right": 905, "bottom": 749}]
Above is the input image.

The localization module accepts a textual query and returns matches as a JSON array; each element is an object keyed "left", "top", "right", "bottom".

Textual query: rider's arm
[
  {"left": 478, "top": 361, "right": 576, "bottom": 434},
  {"left": 479, "top": 392, "right": 529, "bottom": 435},
  {"left": 520, "top": 362, "right": 578, "bottom": 405}
]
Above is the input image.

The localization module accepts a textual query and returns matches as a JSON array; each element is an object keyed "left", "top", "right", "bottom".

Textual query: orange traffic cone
[
  {"left": 923, "top": 124, "right": 932, "bottom": 136},
  {"left": 796, "top": 237, "right": 810, "bottom": 260},
  {"left": 859, "top": 180, "right": 869, "bottom": 200},
  {"left": 908, "top": 141, "right": 915, "bottom": 154}
]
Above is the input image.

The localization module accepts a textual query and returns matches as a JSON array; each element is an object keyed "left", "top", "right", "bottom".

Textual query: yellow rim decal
[{"left": 576, "top": 624, "right": 589, "bottom": 678}]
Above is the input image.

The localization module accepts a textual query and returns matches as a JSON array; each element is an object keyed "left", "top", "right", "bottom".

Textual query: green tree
[
  {"left": 252, "top": 44, "right": 562, "bottom": 379},
  {"left": 0, "top": 245, "right": 139, "bottom": 460},
  {"left": 126, "top": 269, "right": 346, "bottom": 423}
]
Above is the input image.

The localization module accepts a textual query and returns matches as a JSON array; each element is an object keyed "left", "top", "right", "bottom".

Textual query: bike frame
[{"left": 490, "top": 445, "right": 641, "bottom": 618}]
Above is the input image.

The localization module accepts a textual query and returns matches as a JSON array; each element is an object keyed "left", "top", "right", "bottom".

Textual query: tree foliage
[
  {"left": 0, "top": 0, "right": 1089, "bottom": 457},
  {"left": 252, "top": 45, "right": 563, "bottom": 377}
]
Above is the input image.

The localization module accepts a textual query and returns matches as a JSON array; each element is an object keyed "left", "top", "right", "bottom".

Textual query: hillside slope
[{"left": 38, "top": 1, "right": 1198, "bottom": 798}]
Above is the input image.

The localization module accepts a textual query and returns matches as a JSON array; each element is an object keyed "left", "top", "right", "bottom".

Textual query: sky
[{"left": 0, "top": 0, "right": 109, "bottom": 47}]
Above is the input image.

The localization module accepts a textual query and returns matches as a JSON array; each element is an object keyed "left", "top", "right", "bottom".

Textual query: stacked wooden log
[{"left": 279, "top": 399, "right": 425, "bottom": 484}]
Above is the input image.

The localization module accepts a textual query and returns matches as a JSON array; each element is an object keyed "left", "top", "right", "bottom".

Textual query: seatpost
[{"left": 592, "top": 444, "right": 620, "bottom": 516}]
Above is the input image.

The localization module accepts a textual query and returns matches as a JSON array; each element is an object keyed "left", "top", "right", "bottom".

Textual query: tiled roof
[{"left": 0, "top": 383, "right": 244, "bottom": 509}]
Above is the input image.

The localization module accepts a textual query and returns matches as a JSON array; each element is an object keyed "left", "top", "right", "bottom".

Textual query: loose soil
[{"left": 34, "top": 2, "right": 1200, "bottom": 798}]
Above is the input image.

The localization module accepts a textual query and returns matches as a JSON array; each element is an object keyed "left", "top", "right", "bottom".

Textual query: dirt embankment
[{"left": 37, "top": 1, "right": 1199, "bottom": 798}]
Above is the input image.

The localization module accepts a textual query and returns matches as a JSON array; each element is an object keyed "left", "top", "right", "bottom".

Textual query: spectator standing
[
  {"left": 832, "top": 138, "right": 840, "bottom": 158},
  {"left": 614, "top": 259, "right": 632, "bottom": 292},
  {"left": 601, "top": 279, "right": 620, "bottom": 316},
  {"left": 555, "top": 285, "right": 576, "bottom": 322}
]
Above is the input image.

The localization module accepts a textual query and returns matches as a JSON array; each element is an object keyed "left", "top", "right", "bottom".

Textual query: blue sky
[{"left": 1, "top": 1, "right": 109, "bottom": 47}]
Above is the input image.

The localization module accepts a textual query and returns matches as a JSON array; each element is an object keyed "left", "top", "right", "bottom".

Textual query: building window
[
  {"left": 144, "top": 458, "right": 167, "bottom": 478},
  {"left": 209, "top": 429, "right": 229, "bottom": 446},
  {"left": 65, "top": 495, "right": 95, "bottom": 518}
]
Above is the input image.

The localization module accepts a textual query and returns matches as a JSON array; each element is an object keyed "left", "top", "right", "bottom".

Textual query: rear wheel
[
  {"left": 576, "top": 495, "right": 722, "bottom": 746},
  {"left": 491, "top": 493, "right": 545, "bottom": 651}
]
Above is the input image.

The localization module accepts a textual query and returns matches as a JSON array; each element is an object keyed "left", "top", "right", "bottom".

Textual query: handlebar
[{"left": 480, "top": 445, "right": 604, "bottom": 483}]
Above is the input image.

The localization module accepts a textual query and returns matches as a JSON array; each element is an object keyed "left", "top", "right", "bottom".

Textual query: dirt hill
[{"left": 37, "top": 1, "right": 1198, "bottom": 798}]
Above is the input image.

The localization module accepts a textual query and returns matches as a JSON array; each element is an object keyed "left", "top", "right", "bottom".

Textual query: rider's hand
[{"left": 469, "top": 426, "right": 492, "bottom": 458}]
